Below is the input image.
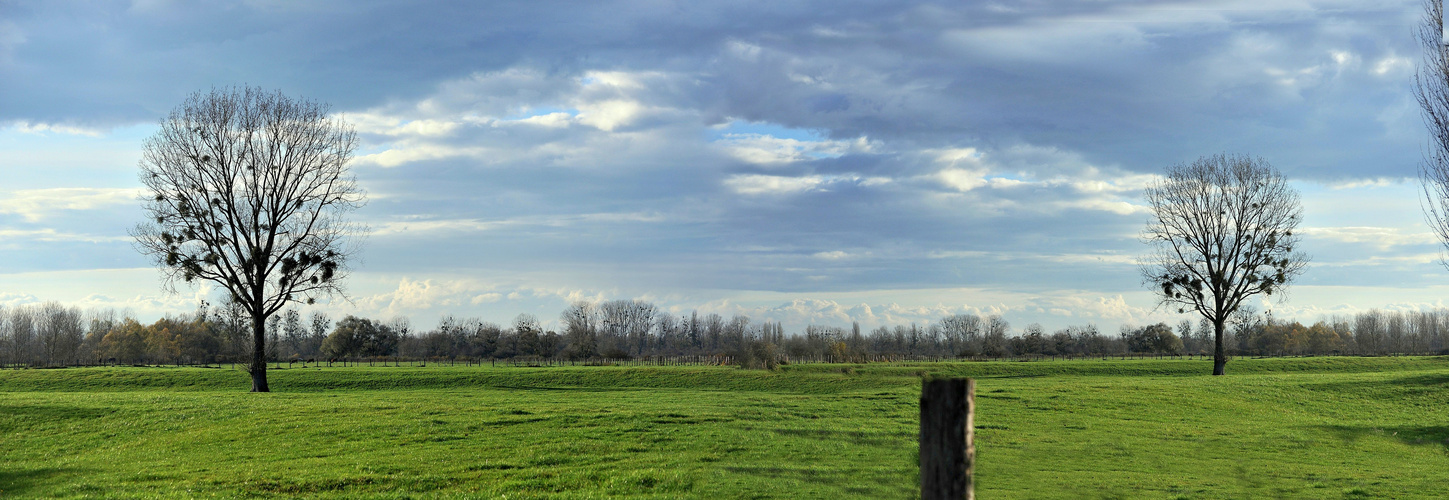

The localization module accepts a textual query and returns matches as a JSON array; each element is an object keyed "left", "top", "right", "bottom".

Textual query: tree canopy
[
  {"left": 1140, "top": 154, "right": 1307, "bottom": 375},
  {"left": 132, "top": 86, "right": 364, "bottom": 391}
]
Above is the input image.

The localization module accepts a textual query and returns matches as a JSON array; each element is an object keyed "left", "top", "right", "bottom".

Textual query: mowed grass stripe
[{"left": 1, "top": 357, "right": 1446, "bottom": 498}]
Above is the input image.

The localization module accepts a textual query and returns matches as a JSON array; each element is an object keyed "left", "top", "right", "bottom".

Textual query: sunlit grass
[{"left": 1, "top": 357, "right": 1446, "bottom": 498}]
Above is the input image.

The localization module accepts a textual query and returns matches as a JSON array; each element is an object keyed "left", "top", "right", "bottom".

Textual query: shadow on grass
[
  {"left": 1313, "top": 424, "right": 1449, "bottom": 450},
  {"left": 1311, "top": 372, "right": 1449, "bottom": 389},
  {"left": 1303, "top": 373, "right": 1449, "bottom": 402},
  {"left": 487, "top": 384, "right": 630, "bottom": 393},
  {"left": 0, "top": 403, "right": 113, "bottom": 423},
  {"left": 770, "top": 427, "right": 913, "bottom": 447},
  {"left": 722, "top": 465, "right": 914, "bottom": 497},
  {"left": 0, "top": 468, "right": 86, "bottom": 497}
]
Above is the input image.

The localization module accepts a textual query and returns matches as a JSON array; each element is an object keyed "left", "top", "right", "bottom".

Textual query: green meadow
[{"left": 2, "top": 357, "right": 1447, "bottom": 498}]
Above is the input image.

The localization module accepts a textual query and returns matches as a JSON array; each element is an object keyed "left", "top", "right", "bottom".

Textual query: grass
[{"left": 0, "top": 356, "right": 1446, "bottom": 498}]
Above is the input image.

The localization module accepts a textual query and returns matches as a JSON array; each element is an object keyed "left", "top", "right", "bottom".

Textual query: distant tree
[
  {"left": 1014, "top": 323, "right": 1046, "bottom": 355},
  {"left": 281, "top": 309, "right": 305, "bottom": 359},
  {"left": 1141, "top": 154, "right": 1308, "bottom": 375},
  {"left": 514, "top": 314, "right": 541, "bottom": 356},
  {"left": 938, "top": 313, "right": 983, "bottom": 357},
  {"left": 307, "top": 311, "right": 331, "bottom": 358},
  {"left": 363, "top": 322, "right": 399, "bottom": 358},
  {"left": 598, "top": 300, "right": 656, "bottom": 356},
  {"left": 82, "top": 309, "right": 119, "bottom": 362},
  {"left": 1354, "top": 310, "right": 1386, "bottom": 355},
  {"left": 38, "top": 302, "right": 84, "bottom": 366},
  {"left": 6, "top": 306, "right": 36, "bottom": 366},
  {"left": 131, "top": 86, "right": 365, "bottom": 392},
  {"left": 1123, "top": 323, "right": 1183, "bottom": 355},
  {"left": 175, "top": 314, "right": 221, "bottom": 364},
  {"left": 982, "top": 316, "right": 1009, "bottom": 357},
  {"left": 101, "top": 319, "right": 148, "bottom": 364},
  {"left": 561, "top": 301, "right": 598, "bottom": 359},
  {"left": 266, "top": 314, "right": 283, "bottom": 363},
  {"left": 387, "top": 316, "right": 411, "bottom": 358},
  {"left": 322, "top": 316, "right": 372, "bottom": 358}
]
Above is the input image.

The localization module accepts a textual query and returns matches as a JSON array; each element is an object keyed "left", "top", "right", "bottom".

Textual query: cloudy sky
[{"left": 0, "top": 0, "right": 1444, "bottom": 333}]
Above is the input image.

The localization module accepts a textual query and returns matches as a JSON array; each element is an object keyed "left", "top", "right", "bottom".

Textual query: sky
[{"left": 1, "top": 0, "right": 1446, "bottom": 334}]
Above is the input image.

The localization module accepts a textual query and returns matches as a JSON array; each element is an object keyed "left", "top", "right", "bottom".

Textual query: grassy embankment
[{"left": 1, "top": 356, "right": 1446, "bottom": 498}]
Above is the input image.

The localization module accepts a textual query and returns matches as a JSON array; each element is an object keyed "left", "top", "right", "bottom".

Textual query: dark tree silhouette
[
  {"left": 132, "top": 87, "right": 364, "bottom": 392},
  {"left": 1414, "top": 0, "right": 1449, "bottom": 268},
  {"left": 1140, "top": 154, "right": 1307, "bottom": 375}
]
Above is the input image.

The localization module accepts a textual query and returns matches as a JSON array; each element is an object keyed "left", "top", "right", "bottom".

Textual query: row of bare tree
[{"left": 4, "top": 298, "right": 1445, "bottom": 368}]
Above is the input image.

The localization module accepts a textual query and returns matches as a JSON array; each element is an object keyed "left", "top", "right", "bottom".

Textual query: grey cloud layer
[
  {"left": 0, "top": 0, "right": 1436, "bottom": 329},
  {"left": 3, "top": 1, "right": 1421, "bottom": 179}
]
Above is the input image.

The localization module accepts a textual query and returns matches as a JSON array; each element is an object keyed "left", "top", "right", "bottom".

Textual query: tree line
[{"left": 2, "top": 299, "right": 1446, "bottom": 368}]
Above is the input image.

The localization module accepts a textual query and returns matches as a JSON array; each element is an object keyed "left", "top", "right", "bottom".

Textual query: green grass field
[{"left": 2, "top": 357, "right": 1447, "bottom": 498}]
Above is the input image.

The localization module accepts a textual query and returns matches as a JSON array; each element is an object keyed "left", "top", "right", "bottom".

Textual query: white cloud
[
  {"left": 7, "top": 121, "right": 104, "bottom": 137},
  {"left": 1372, "top": 55, "right": 1412, "bottom": 77},
  {"left": 0, "top": 228, "right": 128, "bottom": 243},
  {"left": 715, "top": 133, "right": 869, "bottom": 164},
  {"left": 359, "top": 278, "right": 475, "bottom": 315},
  {"left": 936, "top": 168, "right": 989, "bottom": 192},
  {"left": 369, "top": 211, "right": 666, "bottom": 237},
  {"left": 507, "top": 112, "right": 574, "bottom": 128},
  {"left": 0, "top": 188, "right": 138, "bottom": 222},
  {"left": 723, "top": 173, "right": 885, "bottom": 196},
  {"left": 575, "top": 99, "right": 647, "bottom": 132},
  {"left": 922, "top": 144, "right": 1155, "bottom": 215},
  {"left": 1060, "top": 198, "right": 1149, "bottom": 216},
  {"left": 1298, "top": 226, "right": 1439, "bottom": 251},
  {"left": 471, "top": 293, "right": 502, "bottom": 304},
  {"left": 342, "top": 114, "right": 460, "bottom": 137},
  {"left": 353, "top": 144, "right": 487, "bottom": 168},
  {"left": 1324, "top": 177, "right": 1403, "bottom": 190},
  {"left": 724, "top": 174, "right": 828, "bottom": 195}
]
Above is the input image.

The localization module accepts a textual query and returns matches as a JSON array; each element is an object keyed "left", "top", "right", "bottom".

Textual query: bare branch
[{"left": 1413, "top": 0, "right": 1449, "bottom": 269}]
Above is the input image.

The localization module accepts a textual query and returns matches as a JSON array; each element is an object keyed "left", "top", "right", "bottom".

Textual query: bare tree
[
  {"left": 38, "top": 302, "right": 83, "bottom": 366},
  {"left": 1415, "top": 0, "right": 1449, "bottom": 266},
  {"left": 1141, "top": 154, "right": 1307, "bottom": 375},
  {"left": 561, "top": 301, "right": 598, "bottom": 359},
  {"left": 7, "top": 306, "right": 35, "bottom": 367},
  {"left": 132, "top": 86, "right": 364, "bottom": 392},
  {"left": 598, "top": 300, "right": 657, "bottom": 356}
]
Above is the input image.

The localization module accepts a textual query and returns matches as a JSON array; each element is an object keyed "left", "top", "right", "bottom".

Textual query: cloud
[
  {"left": 1298, "top": 226, "right": 1439, "bottom": 251},
  {"left": 724, "top": 174, "right": 829, "bottom": 195},
  {"left": 0, "top": 188, "right": 138, "bottom": 222},
  {"left": 367, "top": 211, "right": 666, "bottom": 237},
  {"left": 1323, "top": 177, "right": 1404, "bottom": 190},
  {"left": 715, "top": 133, "right": 869, "bottom": 164},
  {"left": 0, "top": 228, "right": 129, "bottom": 244},
  {"left": 7, "top": 121, "right": 104, "bottom": 137},
  {"left": 0, "top": 0, "right": 1437, "bottom": 337}
]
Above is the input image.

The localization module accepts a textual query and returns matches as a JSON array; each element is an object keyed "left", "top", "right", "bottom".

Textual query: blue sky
[{"left": 1, "top": 0, "right": 1445, "bottom": 333}]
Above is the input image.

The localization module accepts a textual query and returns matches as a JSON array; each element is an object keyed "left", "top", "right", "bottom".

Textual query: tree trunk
[
  {"left": 1212, "top": 319, "right": 1227, "bottom": 376},
  {"left": 250, "top": 315, "right": 270, "bottom": 392}
]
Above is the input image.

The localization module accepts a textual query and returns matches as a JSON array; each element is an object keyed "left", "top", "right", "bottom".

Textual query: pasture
[{"left": 2, "top": 357, "right": 1447, "bottom": 498}]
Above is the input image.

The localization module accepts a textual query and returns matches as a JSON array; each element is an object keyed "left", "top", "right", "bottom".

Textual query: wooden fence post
[{"left": 920, "top": 377, "right": 974, "bottom": 500}]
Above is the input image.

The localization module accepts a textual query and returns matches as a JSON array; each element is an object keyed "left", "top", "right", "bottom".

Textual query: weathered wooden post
[{"left": 920, "top": 377, "right": 974, "bottom": 500}]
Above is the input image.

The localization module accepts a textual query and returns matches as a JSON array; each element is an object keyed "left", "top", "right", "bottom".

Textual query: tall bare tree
[
  {"left": 1141, "top": 154, "right": 1307, "bottom": 375},
  {"left": 132, "top": 87, "right": 364, "bottom": 392},
  {"left": 1414, "top": 0, "right": 1449, "bottom": 266}
]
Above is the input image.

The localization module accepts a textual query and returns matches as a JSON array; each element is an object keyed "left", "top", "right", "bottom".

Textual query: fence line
[{"left": 3, "top": 349, "right": 1446, "bottom": 370}]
